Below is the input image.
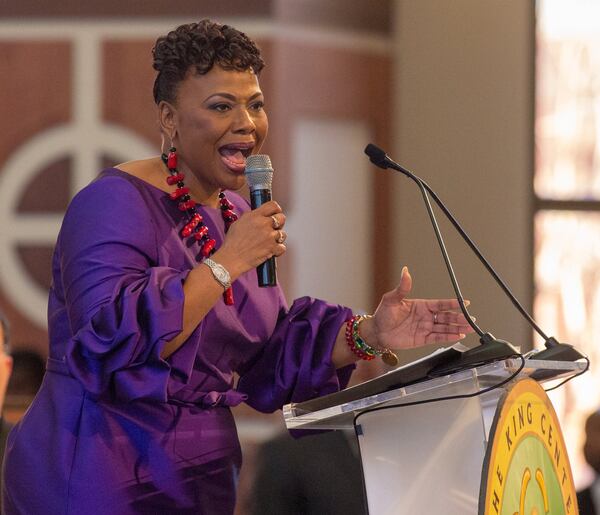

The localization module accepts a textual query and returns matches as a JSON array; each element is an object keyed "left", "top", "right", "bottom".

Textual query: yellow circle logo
[{"left": 480, "top": 378, "right": 578, "bottom": 515}]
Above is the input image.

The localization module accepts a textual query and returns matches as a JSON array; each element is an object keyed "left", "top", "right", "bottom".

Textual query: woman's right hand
[{"left": 212, "top": 200, "right": 287, "bottom": 280}]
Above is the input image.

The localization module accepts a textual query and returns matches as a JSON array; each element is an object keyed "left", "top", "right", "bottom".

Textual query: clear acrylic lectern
[{"left": 283, "top": 358, "right": 585, "bottom": 514}]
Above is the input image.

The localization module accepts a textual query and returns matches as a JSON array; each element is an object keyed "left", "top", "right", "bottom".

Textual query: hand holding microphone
[
  {"left": 215, "top": 199, "right": 286, "bottom": 283},
  {"left": 213, "top": 154, "right": 285, "bottom": 287}
]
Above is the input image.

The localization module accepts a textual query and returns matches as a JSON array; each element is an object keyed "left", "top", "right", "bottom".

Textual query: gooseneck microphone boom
[
  {"left": 364, "top": 143, "right": 585, "bottom": 367},
  {"left": 364, "top": 144, "right": 519, "bottom": 371},
  {"left": 245, "top": 154, "right": 277, "bottom": 287}
]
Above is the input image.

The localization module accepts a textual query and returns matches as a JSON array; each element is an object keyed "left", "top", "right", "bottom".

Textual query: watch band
[{"left": 203, "top": 258, "right": 231, "bottom": 290}]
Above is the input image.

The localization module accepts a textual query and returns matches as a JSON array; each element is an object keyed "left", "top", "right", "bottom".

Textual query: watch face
[
  {"left": 206, "top": 259, "right": 230, "bottom": 288},
  {"left": 215, "top": 267, "right": 228, "bottom": 282}
]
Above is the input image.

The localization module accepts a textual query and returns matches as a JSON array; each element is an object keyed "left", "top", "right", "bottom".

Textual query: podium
[{"left": 283, "top": 358, "right": 585, "bottom": 514}]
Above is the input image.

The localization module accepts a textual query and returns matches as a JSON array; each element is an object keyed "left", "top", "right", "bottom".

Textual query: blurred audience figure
[
  {"left": 5, "top": 349, "right": 45, "bottom": 403},
  {"left": 578, "top": 410, "right": 600, "bottom": 515},
  {"left": 249, "top": 430, "right": 366, "bottom": 515},
  {"left": 0, "top": 310, "right": 14, "bottom": 487}
]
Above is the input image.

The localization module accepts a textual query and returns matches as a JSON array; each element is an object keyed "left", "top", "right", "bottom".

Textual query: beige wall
[{"left": 392, "top": 0, "right": 535, "bottom": 357}]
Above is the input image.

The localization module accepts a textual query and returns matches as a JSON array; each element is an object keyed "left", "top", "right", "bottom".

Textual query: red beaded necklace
[{"left": 162, "top": 147, "right": 238, "bottom": 305}]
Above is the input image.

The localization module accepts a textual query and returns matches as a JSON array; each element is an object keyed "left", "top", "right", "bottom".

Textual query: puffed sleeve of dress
[
  {"left": 237, "top": 295, "right": 355, "bottom": 413},
  {"left": 56, "top": 175, "right": 189, "bottom": 402}
]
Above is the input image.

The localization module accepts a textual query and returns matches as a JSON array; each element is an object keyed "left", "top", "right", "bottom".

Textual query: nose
[{"left": 232, "top": 106, "right": 256, "bottom": 134}]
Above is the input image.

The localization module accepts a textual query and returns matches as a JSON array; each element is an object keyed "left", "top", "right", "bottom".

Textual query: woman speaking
[{"left": 2, "top": 19, "right": 473, "bottom": 514}]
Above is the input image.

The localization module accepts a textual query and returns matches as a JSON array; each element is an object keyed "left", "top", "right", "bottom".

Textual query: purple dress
[{"left": 2, "top": 169, "right": 353, "bottom": 514}]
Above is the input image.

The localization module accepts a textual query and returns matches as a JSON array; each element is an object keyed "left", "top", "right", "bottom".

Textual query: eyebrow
[{"left": 204, "top": 92, "right": 263, "bottom": 103}]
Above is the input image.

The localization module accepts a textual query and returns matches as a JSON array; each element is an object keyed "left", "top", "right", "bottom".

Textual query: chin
[{"left": 221, "top": 174, "right": 246, "bottom": 192}]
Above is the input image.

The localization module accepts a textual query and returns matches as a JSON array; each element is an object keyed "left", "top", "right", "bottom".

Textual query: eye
[
  {"left": 250, "top": 100, "right": 265, "bottom": 111},
  {"left": 210, "top": 103, "right": 232, "bottom": 113}
]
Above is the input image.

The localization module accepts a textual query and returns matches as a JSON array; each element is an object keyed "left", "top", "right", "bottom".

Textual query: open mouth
[{"left": 219, "top": 143, "right": 254, "bottom": 173}]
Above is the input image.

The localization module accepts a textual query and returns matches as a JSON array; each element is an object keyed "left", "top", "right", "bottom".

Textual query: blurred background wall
[{"left": 1, "top": 0, "right": 598, "bottom": 512}]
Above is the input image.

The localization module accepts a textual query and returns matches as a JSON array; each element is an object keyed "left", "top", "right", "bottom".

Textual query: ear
[
  {"left": 158, "top": 100, "right": 177, "bottom": 142},
  {"left": 0, "top": 354, "right": 12, "bottom": 378}
]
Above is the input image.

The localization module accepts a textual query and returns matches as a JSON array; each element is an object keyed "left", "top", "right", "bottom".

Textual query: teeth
[{"left": 221, "top": 144, "right": 253, "bottom": 150}]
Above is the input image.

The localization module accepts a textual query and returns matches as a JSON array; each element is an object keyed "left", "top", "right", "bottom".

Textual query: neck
[{"left": 191, "top": 185, "right": 221, "bottom": 209}]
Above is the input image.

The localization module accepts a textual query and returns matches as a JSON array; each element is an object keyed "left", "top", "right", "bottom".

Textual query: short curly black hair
[{"left": 152, "top": 19, "right": 265, "bottom": 105}]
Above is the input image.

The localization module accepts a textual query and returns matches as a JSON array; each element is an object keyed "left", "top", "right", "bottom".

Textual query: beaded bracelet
[{"left": 345, "top": 315, "right": 399, "bottom": 366}]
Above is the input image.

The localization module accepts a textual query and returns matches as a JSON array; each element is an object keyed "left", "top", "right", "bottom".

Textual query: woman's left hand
[{"left": 360, "top": 266, "right": 475, "bottom": 351}]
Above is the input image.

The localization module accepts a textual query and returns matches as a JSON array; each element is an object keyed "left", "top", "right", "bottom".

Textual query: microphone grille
[
  {"left": 246, "top": 154, "right": 272, "bottom": 170},
  {"left": 245, "top": 154, "right": 273, "bottom": 191}
]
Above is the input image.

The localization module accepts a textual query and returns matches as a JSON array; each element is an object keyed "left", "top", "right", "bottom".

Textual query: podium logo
[{"left": 480, "top": 378, "right": 577, "bottom": 515}]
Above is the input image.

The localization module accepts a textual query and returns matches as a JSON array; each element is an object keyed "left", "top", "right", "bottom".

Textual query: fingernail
[{"left": 401, "top": 266, "right": 408, "bottom": 278}]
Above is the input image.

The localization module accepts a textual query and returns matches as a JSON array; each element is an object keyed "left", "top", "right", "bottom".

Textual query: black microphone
[
  {"left": 364, "top": 143, "right": 586, "bottom": 368},
  {"left": 245, "top": 154, "right": 277, "bottom": 287}
]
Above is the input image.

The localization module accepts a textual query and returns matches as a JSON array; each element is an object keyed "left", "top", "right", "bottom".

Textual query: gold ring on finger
[
  {"left": 276, "top": 230, "right": 285, "bottom": 244},
  {"left": 271, "top": 215, "right": 280, "bottom": 229}
]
